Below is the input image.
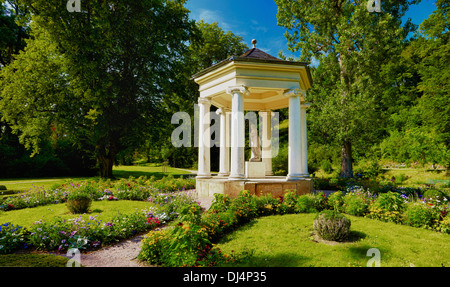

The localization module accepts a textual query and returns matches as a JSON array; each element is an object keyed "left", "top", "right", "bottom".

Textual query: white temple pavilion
[{"left": 192, "top": 40, "right": 314, "bottom": 198}]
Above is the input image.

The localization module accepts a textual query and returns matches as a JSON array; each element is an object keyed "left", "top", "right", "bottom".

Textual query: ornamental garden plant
[{"left": 139, "top": 182, "right": 450, "bottom": 267}]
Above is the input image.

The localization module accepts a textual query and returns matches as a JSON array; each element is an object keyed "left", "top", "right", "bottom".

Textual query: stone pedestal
[
  {"left": 196, "top": 177, "right": 313, "bottom": 199},
  {"left": 245, "top": 161, "right": 266, "bottom": 178}
]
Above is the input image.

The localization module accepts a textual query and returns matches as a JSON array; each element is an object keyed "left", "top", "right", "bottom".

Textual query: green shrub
[
  {"left": 229, "top": 190, "right": 258, "bottom": 222},
  {"left": 403, "top": 202, "right": 440, "bottom": 229},
  {"left": 295, "top": 192, "right": 328, "bottom": 213},
  {"left": 0, "top": 185, "right": 6, "bottom": 191},
  {"left": 313, "top": 210, "right": 351, "bottom": 242},
  {"left": 353, "top": 160, "right": 382, "bottom": 179},
  {"left": 209, "top": 193, "right": 232, "bottom": 213},
  {"left": 373, "top": 192, "right": 405, "bottom": 212},
  {"left": 137, "top": 228, "right": 171, "bottom": 266},
  {"left": 0, "top": 223, "right": 26, "bottom": 254},
  {"left": 328, "top": 191, "right": 345, "bottom": 212},
  {"left": 367, "top": 192, "right": 404, "bottom": 223},
  {"left": 277, "top": 191, "right": 298, "bottom": 214},
  {"left": 343, "top": 191, "right": 372, "bottom": 216},
  {"left": 254, "top": 195, "right": 279, "bottom": 216},
  {"left": 439, "top": 217, "right": 450, "bottom": 234},
  {"left": 66, "top": 192, "right": 92, "bottom": 214}
]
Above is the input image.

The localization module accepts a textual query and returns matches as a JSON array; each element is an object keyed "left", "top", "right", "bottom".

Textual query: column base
[
  {"left": 228, "top": 174, "right": 245, "bottom": 180},
  {"left": 197, "top": 174, "right": 212, "bottom": 179},
  {"left": 286, "top": 174, "right": 303, "bottom": 181},
  {"left": 217, "top": 173, "right": 230, "bottom": 177}
]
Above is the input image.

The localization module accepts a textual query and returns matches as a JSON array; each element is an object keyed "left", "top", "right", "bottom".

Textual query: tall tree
[
  {"left": 275, "top": 0, "right": 420, "bottom": 177},
  {"left": 379, "top": 0, "right": 449, "bottom": 167},
  {"left": 157, "top": 20, "right": 248, "bottom": 169},
  {"left": 0, "top": 0, "right": 196, "bottom": 177},
  {"left": 0, "top": 0, "right": 29, "bottom": 67}
]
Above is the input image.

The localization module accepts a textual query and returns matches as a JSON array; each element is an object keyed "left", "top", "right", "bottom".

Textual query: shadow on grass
[{"left": 347, "top": 244, "right": 389, "bottom": 265}]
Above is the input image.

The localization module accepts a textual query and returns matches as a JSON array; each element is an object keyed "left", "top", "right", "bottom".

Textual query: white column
[
  {"left": 300, "top": 103, "right": 310, "bottom": 176},
  {"left": 224, "top": 108, "right": 231, "bottom": 176},
  {"left": 259, "top": 110, "right": 273, "bottom": 176},
  {"left": 226, "top": 86, "right": 249, "bottom": 180},
  {"left": 285, "top": 89, "right": 302, "bottom": 181},
  {"left": 216, "top": 108, "right": 228, "bottom": 177},
  {"left": 197, "top": 97, "right": 211, "bottom": 178}
]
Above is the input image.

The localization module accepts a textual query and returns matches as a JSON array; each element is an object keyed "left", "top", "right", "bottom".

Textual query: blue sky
[{"left": 186, "top": 0, "right": 438, "bottom": 60}]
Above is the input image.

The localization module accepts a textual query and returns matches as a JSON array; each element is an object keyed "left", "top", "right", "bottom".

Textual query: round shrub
[
  {"left": 66, "top": 192, "right": 92, "bottom": 214},
  {"left": 313, "top": 210, "right": 351, "bottom": 242}
]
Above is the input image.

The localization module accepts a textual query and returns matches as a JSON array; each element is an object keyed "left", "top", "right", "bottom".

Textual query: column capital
[
  {"left": 198, "top": 97, "right": 211, "bottom": 106},
  {"left": 215, "top": 108, "right": 224, "bottom": 115},
  {"left": 226, "top": 85, "right": 250, "bottom": 96},
  {"left": 301, "top": 103, "right": 311, "bottom": 109},
  {"left": 283, "top": 88, "right": 305, "bottom": 98}
]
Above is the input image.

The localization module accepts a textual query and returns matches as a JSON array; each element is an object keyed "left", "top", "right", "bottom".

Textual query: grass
[
  {"left": 0, "top": 163, "right": 194, "bottom": 194},
  {"left": 0, "top": 200, "right": 153, "bottom": 227},
  {"left": 112, "top": 163, "right": 193, "bottom": 180},
  {"left": 216, "top": 213, "right": 450, "bottom": 267},
  {"left": 0, "top": 253, "right": 75, "bottom": 267},
  {"left": 381, "top": 168, "right": 449, "bottom": 186}
]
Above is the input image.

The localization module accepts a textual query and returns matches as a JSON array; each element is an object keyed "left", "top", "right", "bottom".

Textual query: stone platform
[{"left": 196, "top": 176, "right": 313, "bottom": 199}]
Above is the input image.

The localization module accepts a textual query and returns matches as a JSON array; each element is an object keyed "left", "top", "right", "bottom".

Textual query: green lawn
[
  {"left": 0, "top": 253, "right": 74, "bottom": 267},
  {"left": 0, "top": 163, "right": 194, "bottom": 193},
  {"left": 217, "top": 213, "right": 450, "bottom": 267},
  {"left": 0, "top": 200, "right": 153, "bottom": 227}
]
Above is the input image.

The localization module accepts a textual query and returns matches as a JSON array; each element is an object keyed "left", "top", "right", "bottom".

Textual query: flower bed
[
  {"left": 0, "top": 177, "right": 198, "bottom": 254},
  {"left": 139, "top": 186, "right": 450, "bottom": 267},
  {"left": 0, "top": 175, "right": 196, "bottom": 212}
]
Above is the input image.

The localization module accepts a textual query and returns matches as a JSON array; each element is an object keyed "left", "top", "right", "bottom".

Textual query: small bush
[
  {"left": 366, "top": 192, "right": 405, "bottom": 223},
  {"left": 0, "top": 223, "right": 26, "bottom": 254},
  {"left": 439, "top": 217, "right": 450, "bottom": 234},
  {"left": 313, "top": 210, "right": 351, "bottom": 242},
  {"left": 277, "top": 191, "right": 298, "bottom": 214},
  {"left": 343, "top": 190, "right": 373, "bottom": 216},
  {"left": 295, "top": 192, "right": 328, "bottom": 213},
  {"left": 328, "top": 191, "right": 345, "bottom": 212},
  {"left": 66, "top": 192, "right": 92, "bottom": 214},
  {"left": 209, "top": 193, "right": 232, "bottom": 213},
  {"left": 403, "top": 202, "right": 440, "bottom": 229}
]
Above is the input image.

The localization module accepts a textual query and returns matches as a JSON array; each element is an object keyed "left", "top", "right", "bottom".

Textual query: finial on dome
[{"left": 252, "top": 39, "right": 257, "bottom": 48}]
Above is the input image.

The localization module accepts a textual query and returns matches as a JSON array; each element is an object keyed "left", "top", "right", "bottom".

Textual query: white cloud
[{"left": 191, "top": 8, "right": 232, "bottom": 31}]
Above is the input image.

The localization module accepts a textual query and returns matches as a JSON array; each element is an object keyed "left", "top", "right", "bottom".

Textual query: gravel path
[{"left": 69, "top": 193, "right": 213, "bottom": 267}]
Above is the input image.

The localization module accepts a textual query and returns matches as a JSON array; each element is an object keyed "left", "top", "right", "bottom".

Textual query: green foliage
[
  {"left": 313, "top": 210, "right": 351, "bottom": 242},
  {"left": 439, "top": 217, "right": 450, "bottom": 234},
  {"left": 294, "top": 192, "right": 328, "bottom": 213},
  {"left": 66, "top": 192, "right": 92, "bottom": 214},
  {"left": 366, "top": 192, "right": 405, "bottom": 223},
  {"left": 275, "top": 0, "right": 419, "bottom": 178},
  {"left": 328, "top": 191, "right": 345, "bottom": 212},
  {"left": 403, "top": 202, "right": 441, "bottom": 229},
  {"left": 343, "top": 190, "right": 373, "bottom": 216},
  {"left": 0, "top": 223, "right": 26, "bottom": 254},
  {"left": 0, "top": 0, "right": 197, "bottom": 177}
]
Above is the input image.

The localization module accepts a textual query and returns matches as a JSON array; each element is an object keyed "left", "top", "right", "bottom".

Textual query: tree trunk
[
  {"left": 98, "top": 154, "right": 114, "bottom": 178},
  {"left": 340, "top": 140, "right": 354, "bottom": 178}
]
